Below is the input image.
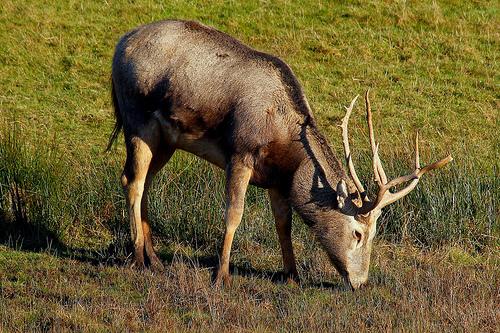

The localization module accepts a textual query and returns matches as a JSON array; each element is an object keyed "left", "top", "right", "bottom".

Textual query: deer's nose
[
  {"left": 347, "top": 274, "right": 367, "bottom": 291},
  {"left": 350, "top": 280, "right": 362, "bottom": 290}
]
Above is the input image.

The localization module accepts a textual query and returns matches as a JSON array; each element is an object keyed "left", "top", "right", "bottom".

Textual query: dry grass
[{"left": 0, "top": 244, "right": 498, "bottom": 332}]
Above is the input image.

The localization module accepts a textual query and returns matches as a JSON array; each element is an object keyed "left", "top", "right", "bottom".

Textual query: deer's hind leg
[
  {"left": 121, "top": 119, "right": 174, "bottom": 269},
  {"left": 141, "top": 146, "right": 174, "bottom": 270}
]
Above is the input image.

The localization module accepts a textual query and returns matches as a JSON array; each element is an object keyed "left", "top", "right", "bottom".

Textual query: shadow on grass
[
  {"left": 158, "top": 251, "right": 286, "bottom": 283},
  {"left": 158, "top": 249, "right": 346, "bottom": 290},
  {"left": 1, "top": 204, "right": 133, "bottom": 268},
  {"left": 0, "top": 218, "right": 67, "bottom": 254},
  {"left": 311, "top": 281, "right": 346, "bottom": 291},
  {"left": 0, "top": 182, "right": 70, "bottom": 255},
  {"left": 0, "top": 227, "right": 133, "bottom": 267},
  {"left": 0, "top": 212, "right": 348, "bottom": 291}
]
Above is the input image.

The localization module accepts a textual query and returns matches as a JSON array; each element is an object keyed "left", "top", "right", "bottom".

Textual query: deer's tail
[{"left": 106, "top": 79, "right": 123, "bottom": 152}]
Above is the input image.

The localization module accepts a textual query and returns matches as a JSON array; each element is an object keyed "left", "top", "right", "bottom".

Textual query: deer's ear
[{"left": 336, "top": 179, "right": 349, "bottom": 209}]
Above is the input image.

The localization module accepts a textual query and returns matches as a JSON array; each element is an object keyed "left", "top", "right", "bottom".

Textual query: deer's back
[{"left": 112, "top": 20, "right": 309, "bottom": 186}]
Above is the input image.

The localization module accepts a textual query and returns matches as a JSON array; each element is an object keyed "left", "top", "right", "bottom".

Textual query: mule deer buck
[{"left": 108, "top": 20, "right": 452, "bottom": 289}]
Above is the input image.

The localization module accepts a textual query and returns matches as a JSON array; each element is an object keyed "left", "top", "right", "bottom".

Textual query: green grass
[
  {"left": 0, "top": 0, "right": 499, "bottom": 331},
  {"left": 1, "top": 126, "right": 497, "bottom": 255},
  {"left": 1, "top": 1, "right": 498, "bottom": 164}
]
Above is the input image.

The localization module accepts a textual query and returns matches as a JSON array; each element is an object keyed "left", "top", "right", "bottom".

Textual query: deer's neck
[{"left": 289, "top": 124, "right": 352, "bottom": 223}]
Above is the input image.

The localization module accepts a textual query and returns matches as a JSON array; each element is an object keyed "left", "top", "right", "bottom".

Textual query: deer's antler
[
  {"left": 341, "top": 90, "right": 453, "bottom": 215},
  {"left": 341, "top": 94, "right": 368, "bottom": 202}
]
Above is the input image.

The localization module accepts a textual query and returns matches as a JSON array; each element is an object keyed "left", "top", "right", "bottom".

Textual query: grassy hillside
[
  {"left": 1, "top": 1, "right": 498, "bottom": 161},
  {"left": 0, "top": 0, "right": 499, "bottom": 332}
]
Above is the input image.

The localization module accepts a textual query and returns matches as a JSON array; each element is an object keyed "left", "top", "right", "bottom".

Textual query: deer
[{"left": 107, "top": 20, "right": 452, "bottom": 290}]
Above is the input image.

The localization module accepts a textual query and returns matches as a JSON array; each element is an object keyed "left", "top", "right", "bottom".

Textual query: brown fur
[{"left": 109, "top": 20, "right": 372, "bottom": 288}]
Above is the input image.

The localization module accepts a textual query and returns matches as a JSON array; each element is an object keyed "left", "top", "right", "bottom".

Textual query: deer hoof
[
  {"left": 287, "top": 271, "right": 300, "bottom": 284},
  {"left": 149, "top": 255, "right": 165, "bottom": 272},
  {"left": 131, "top": 257, "right": 146, "bottom": 270},
  {"left": 214, "top": 271, "right": 232, "bottom": 288}
]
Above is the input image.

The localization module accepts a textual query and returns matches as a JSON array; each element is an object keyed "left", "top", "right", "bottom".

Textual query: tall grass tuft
[
  {"left": 378, "top": 158, "right": 498, "bottom": 251},
  {"left": 0, "top": 126, "right": 67, "bottom": 250},
  {"left": 0, "top": 126, "right": 128, "bottom": 260}
]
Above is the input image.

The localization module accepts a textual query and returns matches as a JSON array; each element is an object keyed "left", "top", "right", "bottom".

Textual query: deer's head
[{"left": 315, "top": 90, "right": 452, "bottom": 290}]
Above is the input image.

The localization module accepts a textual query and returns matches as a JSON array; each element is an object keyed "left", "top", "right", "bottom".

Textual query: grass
[
  {"left": 0, "top": 126, "right": 497, "bottom": 257},
  {"left": 0, "top": 0, "right": 499, "bottom": 332},
  {"left": 1, "top": 1, "right": 498, "bottom": 164},
  {"left": 1, "top": 244, "right": 498, "bottom": 332}
]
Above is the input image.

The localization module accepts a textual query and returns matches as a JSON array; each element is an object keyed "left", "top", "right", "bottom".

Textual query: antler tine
[
  {"left": 341, "top": 94, "right": 368, "bottom": 200},
  {"left": 365, "top": 89, "right": 388, "bottom": 185},
  {"left": 415, "top": 132, "right": 420, "bottom": 169},
  {"left": 376, "top": 149, "right": 388, "bottom": 184},
  {"left": 373, "top": 143, "right": 381, "bottom": 184},
  {"left": 375, "top": 155, "right": 453, "bottom": 209},
  {"left": 364, "top": 134, "right": 453, "bottom": 211},
  {"left": 417, "top": 155, "right": 453, "bottom": 176},
  {"left": 357, "top": 93, "right": 453, "bottom": 215}
]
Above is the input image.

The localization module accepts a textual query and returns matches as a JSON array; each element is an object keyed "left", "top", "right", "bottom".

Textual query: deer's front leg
[
  {"left": 215, "top": 160, "right": 252, "bottom": 286},
  {"left": 269, "top": 189, "right": 299, "bottom": 284}
]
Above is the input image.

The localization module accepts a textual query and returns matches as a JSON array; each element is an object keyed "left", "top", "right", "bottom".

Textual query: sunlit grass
[{"left": 0, "top": 0, "right": 497, "bottom": 167}]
